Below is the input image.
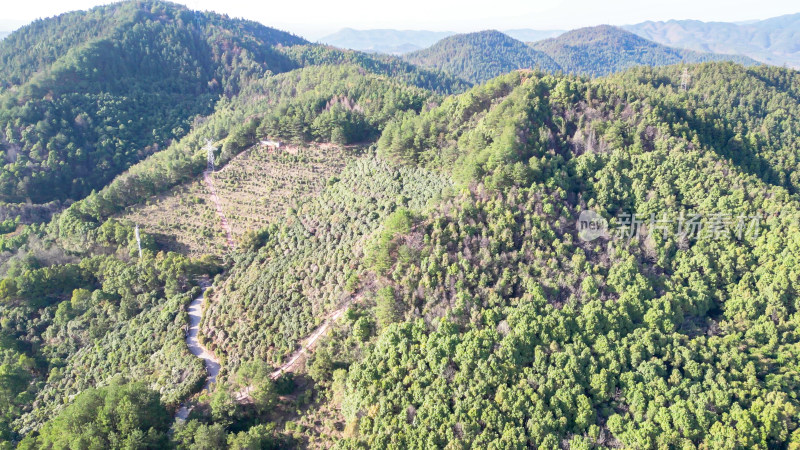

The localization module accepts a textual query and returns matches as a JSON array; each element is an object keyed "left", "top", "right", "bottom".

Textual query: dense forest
[
  {"left": 0, "top": 0, "right": 306, "bottom": 204},
  {"left": 404, "top": 27, "right": 755, "bottom": 83},
  {"left": 1, "top": 0, "right": 800, "bottom": 448},
  {"left": 403, "top": 30, "right": 561, "bottom": 84}
]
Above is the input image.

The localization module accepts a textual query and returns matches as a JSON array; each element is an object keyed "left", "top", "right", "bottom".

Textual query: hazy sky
[{"left": 2, "top": 0, "right": 799, "bottom": 40}]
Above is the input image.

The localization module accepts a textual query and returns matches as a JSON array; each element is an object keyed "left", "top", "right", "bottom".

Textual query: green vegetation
[
  {"left": 119, "top": 143, "right": 351, "bottom": 256},
  {"left": 202, "top": 156, "right": 451, "bottom": 370},
  {"left": 330, "top": 63, "right": 800, "bottom": 447},
  {"left": 281, "top": 44, "right": 470, "bottom": 94},
  {"left": 2, "top": 1, "right": 800, "bottom": 448},
  {"left": 404, "top": 30, "right": 560, "bottom": 84},
  {"left": 531, "top": 25, "right": 756, "bottom": 76},
  {"left": 0, "top": 0, "right": 305, "bottom": 205},
  {"left": 404, "top": 27, "right": 755, "bottom": 83},
  {"left": 0, "top": 216, "right": 220, "bottom": 438},
  {"left": 18, "top": 381, "right": 171, "bottom": 449},
  {"left": 52, "top": 62, "right": 437, "bottom": 265}
]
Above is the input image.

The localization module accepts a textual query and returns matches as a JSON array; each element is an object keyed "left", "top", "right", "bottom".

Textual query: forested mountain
[
  {"left": 322, "top": 13, "right": 800, "bottom": 68},
  {"left": 0, "top": 0, "right": 305, "bottom": 205},
  {"left": 531, "top": 25, "right": 756, "bottom": 76},
  {"left": 403, "top": 30, "right": 561, "bottom": 83},
  {"left": 278, "top": 45, "right": 469, "bottom": 94},
  {"left": 326, "top": 63, "right": 800, "bottom": 447},
  {"left": 3, "top": 1, "right": 800, "bottom": 448},
  {"left": 403, "top": 27, "right": 754, "bottom": 83},
  {"left": 626, "top": 13, "right": 800, "bottom": 68}
]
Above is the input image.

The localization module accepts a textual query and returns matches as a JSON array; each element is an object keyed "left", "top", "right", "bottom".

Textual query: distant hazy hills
[
  {"left": 321, "top": 13, "right": 800, "bottom": 68},
  {"left": 0, "top": 32, "right": 8, "bottom": 40},
  {"left": 319, "top": 28, "right": 563, "bottom": 54},
  {"left": 531, "top": 25, "right": 755, "bottom": 77},
  {"left": 402, "top": 26, "right": 755, "bottom": 83},
  {"left": 624, "top": 13, "right": 800, "bottom": 68},
  {"left": 318, "top": 28, "right": 455, "bottom": 54}
]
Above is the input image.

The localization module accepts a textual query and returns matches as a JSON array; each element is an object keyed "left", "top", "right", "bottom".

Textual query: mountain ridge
[
  {"left": 402, "top": 30, "right": 561, "bottom": 83},
  {"left": 0, "top": 0, "right": 306, "bottom": 205},
  {"left": 318, "top": 13, "right": 800, "bottom": 67},
  {"left": 319, "top": 27, "right": 565, "bottom": 54},
  {"left": 624, "top": 13, "right": 800, "bottom": 68},
  {"left": 531, "top": 25, "right": 756, "bottom": 76},
  {"left": 403, "top": 26, "right": 756, "bottom": 82}
]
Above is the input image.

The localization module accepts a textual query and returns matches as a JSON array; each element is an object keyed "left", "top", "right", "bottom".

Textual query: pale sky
[{"left": 2, "top": 0, "right": 798, "bottom": 40}]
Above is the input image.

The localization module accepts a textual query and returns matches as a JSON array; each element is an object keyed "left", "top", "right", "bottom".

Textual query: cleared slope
[
  {"left": 201, "top": 156, "right": 451, "bottom": 369},
  {"left": 119, "top": 143, "right": 351, "bottom": 256}
]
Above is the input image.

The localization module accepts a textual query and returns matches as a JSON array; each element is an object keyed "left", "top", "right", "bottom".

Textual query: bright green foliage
[
  {"left": 375, "top": 286, "right": 399, "bottom": 328},
  {"left": 280, "top": 45, "right": 470, "bottom": 94},
  {"left": 18, "top": 381, "right": 171, "bottom": 449},
  {"left": 226, "top": 424, "right": 282, "bottom": 450},
  {"left": 254, "top": 66, "right": 433, "bottom": 145},
  {"left": 172, "top": 420, "right": 227, "bottom": 449},
  {"left": 173, "top": 421, "right": 283, "bottom": 450},
  {"left": 368, "top": 209, "right": 414, "bottom": 275},
  {"left": 335, "top": 63, "right": 800, "bottom": 448},
  {"left": 235, "top": 361, "right": 278, "bottom": 414}
]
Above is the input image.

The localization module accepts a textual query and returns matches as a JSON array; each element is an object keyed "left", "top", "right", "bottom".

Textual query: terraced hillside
[
  {"left": 119, "top": 143, "right": 351, "bottom": 256},
  {"left": 201, "top": 156, "right": 452, "bottom": 371}
]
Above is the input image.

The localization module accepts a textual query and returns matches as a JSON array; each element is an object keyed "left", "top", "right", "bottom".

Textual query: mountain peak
[{"left": 403, "top": 30, "right": 559, "bottom": 83}]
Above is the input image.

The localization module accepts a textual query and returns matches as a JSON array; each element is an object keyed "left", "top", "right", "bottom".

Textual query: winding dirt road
[
  {"left": 268, "top": 306, "right": 347, "bottom": 380},
  {"left": 176, "top": 171, "right": 234, "bottom": 419},
  {"left": 176, "top": 285, "right": 220, "bottom": 420}
]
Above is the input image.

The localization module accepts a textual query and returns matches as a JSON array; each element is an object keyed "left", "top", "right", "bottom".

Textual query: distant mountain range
[
  {"left": 402, "top": 26, "right": 755, "bottom": 83},
  {"left": 530, "top": 25, "right": 755, "bottom": 77},
  {"left": 319, "top": 28, "right": 563, "bottom": 54},
  {"left": 318, "top": 28, "right": 455, "bottom": 54},
  {"left": 624, "top": 13, "right": 800, "bottom": 68},
  {"left": 320, "top": 13, "right": 800, "bottom": 68}
]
